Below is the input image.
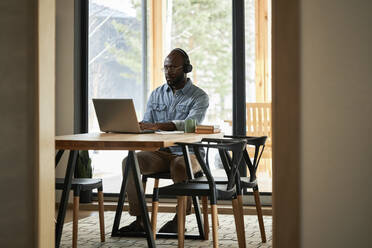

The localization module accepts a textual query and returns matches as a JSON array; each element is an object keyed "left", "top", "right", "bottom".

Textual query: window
[
  {"left": 83, "top": 0, "right": 272, "bottom": 197},
  {"left": 245, "top": 0, "right": 272, "bottom": 193},
  {"left": 163, "top": 0, "right": 233, "bottom": 179},
  {"left": 88, "top": 0, "right": 147, "bottom": 193}
]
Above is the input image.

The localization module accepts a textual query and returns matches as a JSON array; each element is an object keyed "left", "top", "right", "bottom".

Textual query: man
[{"left": 120, "top": 48, "right": 209, "bottom": 233}]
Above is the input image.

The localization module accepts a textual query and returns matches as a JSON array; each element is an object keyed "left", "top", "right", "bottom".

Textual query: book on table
[{"left": 195, "top": 124, "right": 221, "bottom": 134}]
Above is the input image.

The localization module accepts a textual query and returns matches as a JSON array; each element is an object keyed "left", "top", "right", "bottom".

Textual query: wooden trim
[
  {"left": 149, "top": 0, "right": 164, "bottom": 91},
  {"left": 272, "top": 0, "right": 301, "bottom": 247},
  {"left": 255, "top": 0, "right": 269, "bottom": 102},
  {"left": 36, "top": 0, "right": 55, "bottom": 247}
]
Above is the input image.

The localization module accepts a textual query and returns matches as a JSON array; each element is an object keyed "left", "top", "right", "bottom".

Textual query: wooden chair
[
  {"left": 223, "top": 135, "right": 268, "bottom": 242},
  {"left": 155, "top": 139, "right": 247, "bottom": 248},
  {"left": 246, "top": 103, "right": 272, "bottom": 181},
  {"left": 192, "top": 136, "right": 267, "bottom": 245},
  {"left": 55, "top": 178, "right": 105, "bottom": 248},
  {"left": 246, "top": 103, "right": 271, "bottom": 156},
  {"left": 142, "top": 170, "right": 206, "bottom": 240},
  {"left": 226, "top": 103, "right": 272, "bottom": 177},
  {"left": 226, "top": 103, "right": 271, "bottom": 155}
]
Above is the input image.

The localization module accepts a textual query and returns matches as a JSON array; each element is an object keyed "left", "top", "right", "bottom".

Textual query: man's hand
[
  {"left": 139, "top": 122, "right": 159, "bottom": 130},
  {"left": 139, "top": 122, "right": 176, "bottom": 131}
]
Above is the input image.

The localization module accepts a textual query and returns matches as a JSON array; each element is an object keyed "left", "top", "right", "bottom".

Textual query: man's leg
[
  {"left": 120, "top": 151, "right": 171, "bottom": 232},
  {"left": 170, "top": 154, "right": 201, "bottom": 183},
  {"left": 158, "top": 154, "right": 201, "bottom": 233},
  {"left": 171, "top": 154, "right": 201, "bottom": 214}
]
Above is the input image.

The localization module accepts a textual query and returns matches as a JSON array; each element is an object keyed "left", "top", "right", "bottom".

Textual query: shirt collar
[{"left": 166, "top": 78, "right": 193, "bottom": 94}]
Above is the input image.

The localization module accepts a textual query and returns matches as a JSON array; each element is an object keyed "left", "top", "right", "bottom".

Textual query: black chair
[
  {"left": 155, "top": 139, "right": 247, "bottom": 248},
  {"left": 195, "top": 136, "right": 268, "bottom": 243},
  {"left": 223, "top": 135, "right": 267, "bottom": 243},
  {"left": 55, "top": 178, "right": 105, "bottom": 248},
  {"left": 142, "top": 170, "right": 207, "bottom": 240}
]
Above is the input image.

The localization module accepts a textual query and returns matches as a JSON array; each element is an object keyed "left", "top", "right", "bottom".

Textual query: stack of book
[{"left": 195, "top": 124, "right": 221, "bottom": 134}]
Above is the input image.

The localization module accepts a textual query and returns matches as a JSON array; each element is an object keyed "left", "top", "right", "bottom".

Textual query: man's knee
[
  {"left": 122, "top": 152, "right": 156, "bottom": 175},
  {"left": 171, "top": 157, "right": 188, "bottom": 182}
]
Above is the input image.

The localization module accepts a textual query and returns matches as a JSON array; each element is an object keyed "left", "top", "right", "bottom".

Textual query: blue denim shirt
[{"left": 142, "top": 78, "right": 209, "bottom": 154}]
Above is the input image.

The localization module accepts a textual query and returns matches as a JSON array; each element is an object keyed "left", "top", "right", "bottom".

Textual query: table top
[{"left": 55, "top": 132, "right": 224, "bottom": 150}]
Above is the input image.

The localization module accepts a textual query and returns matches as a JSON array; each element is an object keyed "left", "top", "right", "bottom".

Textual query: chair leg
[
  {"left": 253, "top": 188, "right": 266, "bottom": 243},
  {"left": 238, "top": 194, "right": 246, "bottom": 246},
  {"left": 73, "top": 196, "right": 79, "bottom": 248},
  {"left": 97, "top": 190, "right": 105, "bottom": 242},
  {"left": 201, "top": 196, "right": 209, "bottom": 240},
  {"left": 142, "top": 176, "right": 147, "bottom": 192},
  {"left": 151, "top": 179, "right": 160, "bottom": 240},
  {"left": 177, "top": 196, "right": 187, "bottom": 248},
  {"left": 211, "top": 204, "right": 219, "bottom": 248},
  {"left": 232, "top": 197, "right": 246, "bottom": 248}
]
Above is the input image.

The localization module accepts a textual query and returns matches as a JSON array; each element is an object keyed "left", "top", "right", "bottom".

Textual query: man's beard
[{"left": 167, "top": 73, "right": 185, "bottom": 89}]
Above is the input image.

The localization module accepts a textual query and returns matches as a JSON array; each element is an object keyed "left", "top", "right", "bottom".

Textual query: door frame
[
  {"left": 36, "top": 0, "right": 56, "bottom": 247},
  {"left": 272, "top": 0, "right": 301, "bottom": 247}
]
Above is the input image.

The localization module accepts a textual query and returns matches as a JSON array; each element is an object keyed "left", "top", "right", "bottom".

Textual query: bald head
[
  {"left": 163, "top": 49, "right": 189, "bottom": 92},
  {"left": 169, "top": 49, "right": 189, "bottom": 66}
]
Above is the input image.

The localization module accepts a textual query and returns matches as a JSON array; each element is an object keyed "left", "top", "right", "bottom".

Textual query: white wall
[
  {"left": 55, "top": 0, "right": 75, "bottom": 199},
  {"left": 301, "top": 0, "right": 372, "bottom": 247},
  {"left": 56, "top": 0, "right": 74, "bottom": 136},
  {"left": 1, "top": 0, "right": 55, "bottom": 246}
]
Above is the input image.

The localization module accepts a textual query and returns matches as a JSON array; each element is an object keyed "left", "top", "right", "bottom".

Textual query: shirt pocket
[
  {"left": 175, "top": 104, "right": 189, "bottom": 119},
  {"left": 151, "top": 103, "right": 167, "bottom": 122}
]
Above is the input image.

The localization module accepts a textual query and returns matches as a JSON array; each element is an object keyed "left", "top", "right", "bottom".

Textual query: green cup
[{"left": 184, "top": 119, "right": 196, "bottom": 133}]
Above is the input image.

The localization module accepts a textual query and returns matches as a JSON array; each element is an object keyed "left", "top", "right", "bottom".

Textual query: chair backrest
[
  {"left": 223, "top": 135, "right": 267, "bottom": 182},
  {"left": 246, "top": 103, "right": 272, "bottom": 146},
  {"left": 177, "top": 139, "right": 247, "bottom": 192},
  {"left": 243, "top": 136, "right": 267, "bottom": 182}
]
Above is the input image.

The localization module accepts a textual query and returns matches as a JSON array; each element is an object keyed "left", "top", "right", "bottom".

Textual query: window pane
[
  {"left": 245, "top": 0, "right": 272, "bottom": 193},
  {"left": 88, "top": 0, "right": 145, "bottom": 193},
  {"left": 164, "top": 0, "right": 233, "bottom": 174},
  {"left": 245, "top": 0, "right": 256, "bottom": 103}
]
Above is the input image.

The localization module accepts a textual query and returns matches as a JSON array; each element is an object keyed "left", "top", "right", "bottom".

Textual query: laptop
[{"left": 93, "top": 98, "right": 154, "bottom": 133}]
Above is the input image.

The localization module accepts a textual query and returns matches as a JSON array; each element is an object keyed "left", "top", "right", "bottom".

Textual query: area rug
[{"left": 60, "top": 211, "right": 272, "bottom": 248}]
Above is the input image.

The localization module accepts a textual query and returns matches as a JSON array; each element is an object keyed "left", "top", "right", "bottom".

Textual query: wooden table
[{"left": 55, "top": 132, "right": 223, "bottom": 248}]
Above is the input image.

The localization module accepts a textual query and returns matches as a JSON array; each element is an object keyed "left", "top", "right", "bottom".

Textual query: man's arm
[
  {"left": 140, "top": 90, "right": 176, "bottom": 130},
  {"left": 139, "top": 122, "right": 176, "bottom": 131}
]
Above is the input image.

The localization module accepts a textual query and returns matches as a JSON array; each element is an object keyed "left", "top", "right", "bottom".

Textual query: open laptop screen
[{"left": 93, "top": 98, "right": 152, "bottom": 133}]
